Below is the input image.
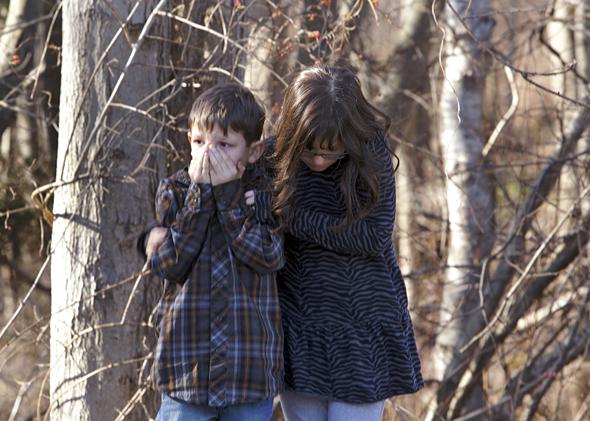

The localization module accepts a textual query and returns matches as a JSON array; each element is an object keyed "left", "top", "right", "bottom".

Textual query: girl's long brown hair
[{"left": 273, "top": 65, "right": 392, "bottom": 230}]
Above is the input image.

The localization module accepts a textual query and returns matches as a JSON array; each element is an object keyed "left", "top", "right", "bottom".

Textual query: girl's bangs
[{"left": 302, "top": 114, "right": 342, "bottom": 151}]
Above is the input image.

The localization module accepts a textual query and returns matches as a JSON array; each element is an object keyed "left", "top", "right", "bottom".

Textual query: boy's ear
[
  {"left": 247, "top": 139, "right": 265, "bottom": 164},
  {"left": 187, "top": 131, "right": 192, "bottom": 143}
]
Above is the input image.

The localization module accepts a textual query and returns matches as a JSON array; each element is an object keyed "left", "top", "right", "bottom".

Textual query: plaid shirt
[{"left": 149, "top": 166, "right": 284, "bottom": 406}]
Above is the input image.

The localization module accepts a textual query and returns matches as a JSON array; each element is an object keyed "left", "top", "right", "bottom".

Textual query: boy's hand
[
  {"left": 209, "top": 147, "right": 245, "bottom": 186},
  {"left": 146, "top": 226, "right": 169, "bottom": 259},
  {"left": 245, "top": 190, "right": 255, "bottom": 206},
  {"left": 188, "top": 150, "right": 210, "bottom": 184}
]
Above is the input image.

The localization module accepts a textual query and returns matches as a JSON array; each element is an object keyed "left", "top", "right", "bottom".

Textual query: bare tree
[
  {"left": 545, "top": 0, "right": 590, "bottom": 234},
  {"left": 428, "top": 0, "right": 496, "bottom": 417},
  {"left": 49, "top": 1, "right": 170, "bottom": 419}
]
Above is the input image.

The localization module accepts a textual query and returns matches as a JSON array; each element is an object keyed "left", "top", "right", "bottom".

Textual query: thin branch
[
  {"left": 482, "top": 65, "right": 519, "bottom": 158},
  {"left": 0, "top": 256, "right": 50, "bottom": 342},
  {"left": 30, "top": 1, "right": 63, "bottom": 99},
  {"left": 461, "top": 98, "right": 590, "bottom": 352},
  {"left": 445, "top": 0, "right": 590, "bottom": 109},
  {"left": 47, "top": 354, "right": 152, "bottom": 420},
  {"left": 71, "top": 0, "right": 168, "bottom": 177},
  {"left": 524, "top": 290, "right": 590, "bottom": 421},
  {"left": 451, "top": 215, "right": 590, "bottom": 414},
  {"left": 461, "top": 182, "right": 590, "bottom": 351},
  {"left": 156, "top": 10, "right": 287, "bottom": 87}
]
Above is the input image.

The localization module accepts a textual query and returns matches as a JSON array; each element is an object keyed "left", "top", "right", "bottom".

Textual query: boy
[{"left": 145, "top": 83, "right": 284, "bottom": 421}]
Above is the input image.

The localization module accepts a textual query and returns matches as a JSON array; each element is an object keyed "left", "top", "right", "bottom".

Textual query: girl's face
[{"left": 300, "top": 138, "right": 347, "bottom": 172}]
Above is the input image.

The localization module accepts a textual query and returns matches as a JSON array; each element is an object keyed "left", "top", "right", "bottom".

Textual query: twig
[
  {"left": 0, "top": 254, "right": 50, "bottom": 294},
  {"left": 120, "top": 262, "right": 151, "bottom": 324},
  {"left": 460, "top": 183, "right": 590, "bottom": 352},
  {"left": 58, "top": 0, "right": 146, "bottom": 181},
  {"left": 30, "top": 176, "right": 92, "bottom": 226},
  {"left": 459, "top": 98, "right": 590, "bottom": 353},
  {"left": 8, "top": 379, "right": 34, "bottom": 421},
  {"left": 30, "top": 1, "right": 63, "bottom": 99},
  {"left": 445, "top": 0, "right": 590, "bottom": 109},
  {"left": 0, "top": 256, "right": 50, "bottom": 342},
  {"left": 524, "top": 289, "right": 590, "bottom": 421},
  {"left": 0, "top": 268, "right": 145, "bottom": 357},
  {"left": 72, "top": 0, "right": 168, "bottom": 177},
  {"left": 114, "top": 384, "right": 149, "bottom": 421},
  {"left": 482, "top": 65, "right": 519, "bottom": 158},
  {"left": 156, "top": 10, "right": 287, "bottom": 87},
  {"left": 0, "top": 206, "right": 37, "bottom": 218},
  {"left": 573, "top": 395, "right": 590, "bottom": 421},
  {"left": 0, "top": 14, "right": 53, "bottom": 37},
  {"left": 47, "top": 355, "right": 151, "bottom": 421}
]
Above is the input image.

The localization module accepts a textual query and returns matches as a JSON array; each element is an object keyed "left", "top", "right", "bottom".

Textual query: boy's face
[{"left": 188, "top": 123, "right": 263, "bottom": 170}]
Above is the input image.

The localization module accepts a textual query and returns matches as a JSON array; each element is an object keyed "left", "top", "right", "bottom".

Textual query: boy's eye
[
  {"left": 193, "top": 139, "right": 203, "bottom": 145},
  {"left": 220, "top": 143, "right": 232, "bottom": 148}
]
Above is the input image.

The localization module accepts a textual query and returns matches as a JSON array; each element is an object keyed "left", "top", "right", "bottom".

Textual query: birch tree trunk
[
  {"left": 429, "top": 0, "right": 495, "bottom": 418},
  {"left": 50, "top": 1, "right": 169, "bottom": 419},
  {"left": 0, "top": 0, "right": 29, "bottom": 76},
  {"left": 575, "top": 0, "right": 590, "bottom": 216},
  {"left": 0, "top": 0, "right": 43, "bottom": 147},
  {"left": 546, "top": 0, "right": 589, "bottom": 230}
]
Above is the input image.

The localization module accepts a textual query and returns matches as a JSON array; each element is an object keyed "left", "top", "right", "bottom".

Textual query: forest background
[{"left": 0, "top": 0, "right": 589, "bottom": 420}]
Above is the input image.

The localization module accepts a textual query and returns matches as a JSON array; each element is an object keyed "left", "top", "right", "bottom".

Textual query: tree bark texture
[
  {"left": 429, "top": 0, "right": 495, "bottom": 417},
  {"left": 50, "top": 1, "right": 169, "bottom": 419}
]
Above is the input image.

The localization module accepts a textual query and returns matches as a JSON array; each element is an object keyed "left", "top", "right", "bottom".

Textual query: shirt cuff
[
  {"left": 212, "top": 179, "right": 242, "bottom": 210},
  {"left": 137, "top": 221, "right": 159, "bottom": 261}
]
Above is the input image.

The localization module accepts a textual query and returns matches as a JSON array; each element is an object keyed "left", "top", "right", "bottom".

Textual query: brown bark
[{"left": 49, "top": 1, "right": 170, "bottom": 419}]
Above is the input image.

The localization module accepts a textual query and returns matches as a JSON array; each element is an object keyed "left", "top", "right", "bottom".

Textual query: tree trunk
[
  {"left": 572, "top": 0, "right": 590, "bottom": 216},
  {"left": 428, "top": 0, "right": 495, "bottom": 418},
  {"left": 0, "top": 0, "right": 29, "bottom": 76},
  {"left": 340, "top": 0, "right": 443, "bottom": 308},
  {"left": 50, "top": 1, "right": 169, "bottom": 419},
  {"left": 243, "top": 0, "right": 294, "bottom": 127},
  {"left": 575, "top": 0, "right": 590, "bottom": 216},
  {"left": 546, "top": 0, "right": 589, "bottom": 231},
  {"left": 0, "top": 0, "right": 43, "bottom": 146}
]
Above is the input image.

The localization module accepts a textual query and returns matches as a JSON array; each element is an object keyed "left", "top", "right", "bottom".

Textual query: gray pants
[{"left": 280, "top": 389, "right": 385, "bottom": 421}]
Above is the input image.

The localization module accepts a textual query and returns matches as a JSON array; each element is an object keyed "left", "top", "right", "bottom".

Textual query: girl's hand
[
  {"left": 245, "top": 190, "right": 255, "bottom": 206},
  {"left": 188, "top": 150, "right": 210, "bottom": 184},
  {"left": 146, "top": 226, "right": 169, "bottom": 259},
  {"left": 209, "top": 147, "right": 245, "bottom": 186}
]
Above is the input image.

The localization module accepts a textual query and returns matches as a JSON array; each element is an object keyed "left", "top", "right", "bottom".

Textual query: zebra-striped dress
[{"left": 277, "top": 135, "right": 424, "bottom": 403}]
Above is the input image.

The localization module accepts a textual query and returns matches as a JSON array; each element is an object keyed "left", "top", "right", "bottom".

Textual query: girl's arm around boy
[{"left": 213, "top": 178, "right": 284, "bottom": 274}]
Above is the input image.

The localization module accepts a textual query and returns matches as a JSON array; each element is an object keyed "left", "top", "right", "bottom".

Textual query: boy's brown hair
[{"left": 188, "top": 83, "right": 265, "bottom": 145}]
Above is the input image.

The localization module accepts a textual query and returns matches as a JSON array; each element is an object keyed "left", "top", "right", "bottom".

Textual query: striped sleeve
[
  {"left": 150, "top": 180, "right": 215, "bottom": 282},
  {"left": 290, "top": 144, "right": 396, "bottom": 256},
  {"left": 214, "top": 180, "right": 284, "bottom": 274}
]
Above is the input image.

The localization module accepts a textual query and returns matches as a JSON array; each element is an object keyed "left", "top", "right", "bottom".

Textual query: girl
[{"left": 272, "top": 65, "right": 423, "bottom": 421}]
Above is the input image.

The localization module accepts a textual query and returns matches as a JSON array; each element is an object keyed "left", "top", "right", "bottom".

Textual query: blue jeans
[
  {"left": 280, "top": 389, "right": 385, "bottom": 421},
  {"left": 156, "top": 393, "right": 273, "bottom": 421}
]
